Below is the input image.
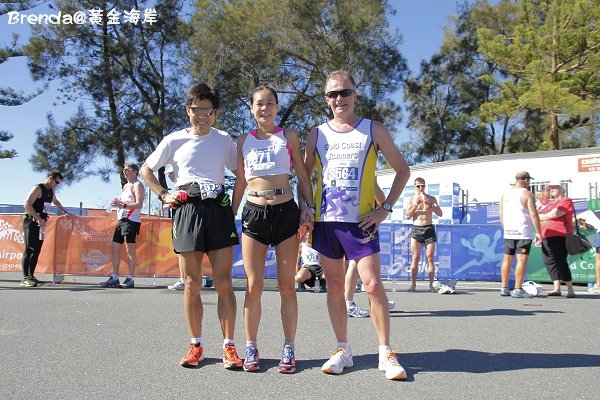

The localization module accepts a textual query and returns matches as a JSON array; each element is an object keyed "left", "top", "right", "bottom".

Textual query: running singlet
[
  {"left": 31, "top": 183, "right": 53, "bottom": 219},
  {"left": 313, "top": 118, "right": 377, "bottom": 222},
  {"left": 502, "top": 187, "right": 531, "bottom": 239},
  {"left": 117, "top": 182, "right": 141, "bottom": 223},
  {"left": 242, "top": 127, "right": 292, "bottom": 181}
]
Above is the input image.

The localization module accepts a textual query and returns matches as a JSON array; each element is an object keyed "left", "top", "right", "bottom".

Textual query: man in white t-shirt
[{"left": 140, "top": 83, "right": 242, "bottom": 370}]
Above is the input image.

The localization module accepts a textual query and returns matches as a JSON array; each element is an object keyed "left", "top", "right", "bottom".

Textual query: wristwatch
[{"left": 382, "top": 202, "right": 393, "bottom": 213}]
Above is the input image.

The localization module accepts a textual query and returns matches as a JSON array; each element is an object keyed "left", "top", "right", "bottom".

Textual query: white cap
[{"left": 547, "top": 179, "right": 562, "bottom": 187}]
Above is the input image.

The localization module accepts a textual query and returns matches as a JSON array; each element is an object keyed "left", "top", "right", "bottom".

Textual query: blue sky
[{"left": 0, "top": 1, "right": 464, "bottom": 209}]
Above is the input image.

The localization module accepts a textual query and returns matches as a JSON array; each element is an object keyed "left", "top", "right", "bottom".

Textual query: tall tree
[
  {"left": 188, "top": 0, "right": 408, "bottom": 158},
  {"left": 24, "top": 0, "right": 191, "bottom": 187},
  {"left": 403, "top": 1, "right": 507, "bottom": 162},
  {"left": 478, "top": 0, "right": 600, "bottom": 150}
]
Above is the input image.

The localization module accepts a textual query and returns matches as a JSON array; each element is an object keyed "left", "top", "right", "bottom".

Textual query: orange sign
[
  {"left": 0, "top": 215, "right": 212, "bottom": 277},
  {"left": 578, "top": 156, "right": 600, "bottom": 172}
]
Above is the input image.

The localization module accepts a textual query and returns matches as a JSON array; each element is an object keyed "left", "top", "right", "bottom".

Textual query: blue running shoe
[
  {"left": 243, "top": 346, "right": 260, "bottom": 372},
  {"left": 100, "top": 277, "right": 120, "bottom": 288},
  {"left": 120, "top": 277, "right": 135, "bottom": 288}
]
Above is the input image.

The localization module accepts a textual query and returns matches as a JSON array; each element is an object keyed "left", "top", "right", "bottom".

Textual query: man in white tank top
[
  {"left": 499, "top": 171, "right": 543, "bottom": 298},
  {"left": 100, "top": 163, "right": 145, "bottom": 289}
]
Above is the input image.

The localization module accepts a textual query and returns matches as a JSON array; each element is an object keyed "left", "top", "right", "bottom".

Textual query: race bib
[
  {"left": 199, "top": 182, "right": 223, "bottom": 200},
  {"left": 246, "top": 145, "right": 276, "bottom": 172}
]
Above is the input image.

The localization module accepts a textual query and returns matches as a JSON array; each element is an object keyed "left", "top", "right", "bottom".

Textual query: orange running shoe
[
  {"left": 223, "top": 344, "right": 243, "bottom": 369},
  {"left": 179, "top": 344, "right": 204, "bottom": 368}
]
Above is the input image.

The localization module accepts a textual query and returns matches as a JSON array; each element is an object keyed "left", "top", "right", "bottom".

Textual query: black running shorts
[
  {"left": 112, "top": 219, "right": 141, "bottom": 244},
  {"left": 503, "top": 239, "right": 532, "bottom": 255},
  {"left": 241, "top": 199, "right": 300, "bottom": 246},
  {"left": 410, "top": 224, "right": 437, "bottom": 245},
  {"left": 172, "top": 199, "right": 239, "bottom": 253}
]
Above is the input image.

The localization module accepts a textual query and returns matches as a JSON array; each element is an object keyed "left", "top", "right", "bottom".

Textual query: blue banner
[{"left": 230, "top": 220, "right": 594, "bottom": 283}]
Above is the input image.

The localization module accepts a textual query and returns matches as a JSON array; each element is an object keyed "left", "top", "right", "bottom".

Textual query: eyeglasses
[
  {"left": 325, "top": 89, "right": 355, "bottom": 98},
  {"left": 123, "top": 169, "right": 135, "bottom": 173},
  {"left": 54, "top": 179, "right": 62, "bottom": 185},
  {"left": 415, "top": 184, "right": 425, "bottom": 188},
  {"left": 189, "top": 107, "right": 216, "bottom": 116}
]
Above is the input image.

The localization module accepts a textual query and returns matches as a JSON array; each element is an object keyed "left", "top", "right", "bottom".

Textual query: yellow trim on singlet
[
  {"left": 358, "top": 145, "right": 378, "bottom": 216},
  {"left": 313, "top": 155, "right": 324, "bottom": 222}
]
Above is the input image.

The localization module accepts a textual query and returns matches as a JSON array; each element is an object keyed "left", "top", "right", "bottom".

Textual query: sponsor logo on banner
[
  {"left": 81, "top": 249, "right": 110, "bottom": 271},
  {"left": 0, "top": 219, "right": 24, "bottom": 243}
]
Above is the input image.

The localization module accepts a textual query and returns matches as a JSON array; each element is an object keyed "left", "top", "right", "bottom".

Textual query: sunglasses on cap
[{"left": 325, "top": 89, "right": 355, "bottom": 99}]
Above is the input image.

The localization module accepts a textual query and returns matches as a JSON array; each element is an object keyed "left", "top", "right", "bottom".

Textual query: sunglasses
[
  {"left": 325, "top": 89, "right": 355, "bottom": 99},
  {"left": 189, "top": 107, "right": 216, "bottom": 116},
  {"left": 415, "top": 184, "right": 425, "bottom": 188},
  {"left": 54, "top": 179, "right": 62, "bottom": 185}
]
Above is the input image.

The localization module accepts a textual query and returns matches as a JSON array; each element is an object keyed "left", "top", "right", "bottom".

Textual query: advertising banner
[{"left": 0, "top": 215, "right": 595, "bottom": 283}]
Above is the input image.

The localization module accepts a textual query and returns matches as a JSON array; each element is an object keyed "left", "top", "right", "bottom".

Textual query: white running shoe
[
  {"left": 347, "top": 302, "right": 370, "bottom": 318},
  {"left": 378, "top": 350, "right": 407, "bottom": 380},
  {"left": 511, "top": 288, "right": 533, "bottom": 298},
  {"left": 168, "top": 279, "right": 185, "bottom": 291},
  {"left": 388, "top": 300, "right": 396, "bottom": 310},
  {"left": 321, "top": 346, "right": 353, "bottom": 375}
]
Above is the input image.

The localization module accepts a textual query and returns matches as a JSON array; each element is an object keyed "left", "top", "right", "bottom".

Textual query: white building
[{"left": 377, "top": 146, "right": 599, "bottom": 204}]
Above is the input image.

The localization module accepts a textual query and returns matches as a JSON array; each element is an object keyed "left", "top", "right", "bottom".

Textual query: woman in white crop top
[{"left": 232, "top": 86, "right": 313, "bottom": 373}]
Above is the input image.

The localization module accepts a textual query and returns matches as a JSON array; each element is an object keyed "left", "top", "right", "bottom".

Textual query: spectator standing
[{"left": 498, "top": 171, "right": 543, "bottom": 298}]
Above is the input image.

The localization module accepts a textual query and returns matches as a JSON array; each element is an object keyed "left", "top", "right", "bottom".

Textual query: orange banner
[
  {"left": 0, "top": 214, "right": 211, "bottom": 277},
  {"left": 578, "top": 156, "right": 600, "bottom": 172}
]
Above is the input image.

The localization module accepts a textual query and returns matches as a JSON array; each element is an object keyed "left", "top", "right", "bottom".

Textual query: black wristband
[{"left": 158, "top": 189, "right": 168, "bottom": 202}]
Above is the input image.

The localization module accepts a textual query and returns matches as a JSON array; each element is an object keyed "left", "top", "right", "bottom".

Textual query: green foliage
[
  {"left": 477, "top": 0, "right": 600, "bottom": 149},
  {"left": 0, "top": 130, "right": 17, "bottom": 159},
  {"left": 0, "top": 1, "right": 47, "bottom": 14},
  {"left": 404, "top": 2, "right": 504, "bottom": 162},
  {"left": 24, "top": 0, "right": 191, "bottom": 188},
  {"left": 189, "top": 0, "right": 408, "bottom": 149},
  {"left": 0, "top": 2, "right": 45, "bottom": 156}
]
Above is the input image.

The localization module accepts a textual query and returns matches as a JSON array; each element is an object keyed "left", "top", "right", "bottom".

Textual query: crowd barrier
[{"left": 0, "top": 214, "right": 596, "bottom": 283}]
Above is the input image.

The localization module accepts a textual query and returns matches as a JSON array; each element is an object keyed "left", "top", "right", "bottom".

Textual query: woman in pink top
[
  {"left": 538, "top": 180, "right": 576, "bottom": 297},
  {"left": 232, "top": 86, "right": 314, "bottom": 374}
]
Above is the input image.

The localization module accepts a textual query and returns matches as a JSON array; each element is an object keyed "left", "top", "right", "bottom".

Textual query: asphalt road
[{"left": 1, "top": 273, "right": 599, "bottom": 400}]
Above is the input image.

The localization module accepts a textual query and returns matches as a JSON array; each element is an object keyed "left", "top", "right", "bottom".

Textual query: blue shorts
[{"left": 311, "top": 221, "right": 380, "bottom": 260}]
